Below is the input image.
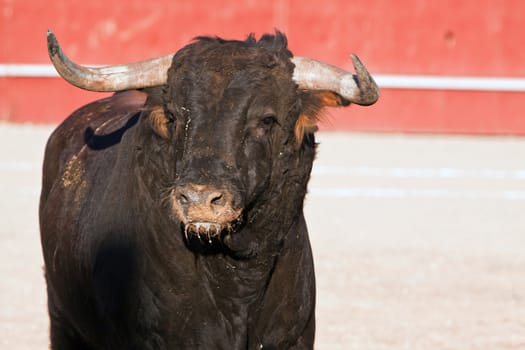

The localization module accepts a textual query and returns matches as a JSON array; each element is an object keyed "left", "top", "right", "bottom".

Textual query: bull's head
[{"left": 47, "top": 30, "right": 378, "bottom": 252}]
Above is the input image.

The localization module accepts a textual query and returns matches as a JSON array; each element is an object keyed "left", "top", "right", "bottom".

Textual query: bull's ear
[
  {"left": 147, "top": 106, "right": 172, "bottom": 139},
  {"left": 295, "top": 90, "right": 350, "bottom": 144},
  {"left": 312, "top": 90, "right": 351, "bottom": 108}
]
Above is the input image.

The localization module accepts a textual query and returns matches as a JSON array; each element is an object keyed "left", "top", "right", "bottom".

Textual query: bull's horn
[
  {"left": 47, "top": 30, "right": 173, "bottom": 92},
  {"left": 292, "top": 54, "right": 379, "bottom": 106}
]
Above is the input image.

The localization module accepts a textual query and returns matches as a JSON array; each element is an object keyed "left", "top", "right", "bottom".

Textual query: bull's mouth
[{"left": 182, "top": 216, "right": 243, "bottom": 244}]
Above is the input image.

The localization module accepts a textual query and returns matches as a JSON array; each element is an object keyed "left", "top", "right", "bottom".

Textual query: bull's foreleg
[{"left": 48, "top": 313, "right": 92, "bottom": 350}]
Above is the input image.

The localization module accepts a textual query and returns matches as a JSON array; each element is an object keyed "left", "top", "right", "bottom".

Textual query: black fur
[{"left": 40, "top": 33, "right": 339, "bottom": 349}]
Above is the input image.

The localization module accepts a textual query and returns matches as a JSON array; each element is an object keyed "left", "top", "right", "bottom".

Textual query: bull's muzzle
[{"left": 171, "top": 184, "right": 242, "bottom": 242}]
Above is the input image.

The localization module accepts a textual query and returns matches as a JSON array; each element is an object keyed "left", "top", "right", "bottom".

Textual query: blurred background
[
  {"left": 1, "top": 0, "right": 525, "bottom": 133},
  {"left": 1, "top": 1, "right": 525, "bottom": 349}
]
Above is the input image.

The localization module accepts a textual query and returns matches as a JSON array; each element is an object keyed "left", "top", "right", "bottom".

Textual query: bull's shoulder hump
[
  {"left": 41, "top": 90, "right": 147, "bottom": 192},
  {"left": 62, "top": 90, "right": 147, "bottom": 133},
  {"left": 48, "top": 90, "right": 147, "bottom": 151}
]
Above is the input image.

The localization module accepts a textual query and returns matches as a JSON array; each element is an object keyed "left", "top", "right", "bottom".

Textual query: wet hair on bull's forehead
[
  {"left": 180, "top": 32, "right": 294, "bottom": 71},
  {"left": 167, "top": 32, "right": 295, "bottom": 90},
  {"left": 194, "top": 31, "right": 290, "bottom": 52}
]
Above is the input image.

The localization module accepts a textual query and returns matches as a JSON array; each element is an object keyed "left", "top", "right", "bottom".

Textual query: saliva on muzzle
[{"left": 182, "top": 214, "right": 244, "bottom": 246}]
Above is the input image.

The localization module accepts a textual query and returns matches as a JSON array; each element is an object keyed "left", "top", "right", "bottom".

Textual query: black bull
[{"left": 39, "top": 31, "right": 378, "bottom": 349}]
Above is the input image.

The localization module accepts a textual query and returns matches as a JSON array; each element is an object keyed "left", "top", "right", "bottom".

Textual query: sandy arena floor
[{"left": 1, "top": 123, "right": 524, "bottom": 349}]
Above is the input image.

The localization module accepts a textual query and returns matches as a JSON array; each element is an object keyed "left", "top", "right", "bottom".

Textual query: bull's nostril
[
  {"left": 209, "top": 192, "right": 224, "bottom": 206},
  {"left": 179, "top": 193, "right": 189, "bottom": 205},
  {"left": 174, "top": 185, "right": 231, "bottom": 212}
]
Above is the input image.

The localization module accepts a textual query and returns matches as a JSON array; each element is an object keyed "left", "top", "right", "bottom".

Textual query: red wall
[{"left": 2, "top": 0, "right": 525, "bottom": 134}]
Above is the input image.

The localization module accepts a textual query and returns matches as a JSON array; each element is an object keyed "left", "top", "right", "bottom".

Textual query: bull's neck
[{"left": 194, "top": 211, "right": 304, "bottom": 303}]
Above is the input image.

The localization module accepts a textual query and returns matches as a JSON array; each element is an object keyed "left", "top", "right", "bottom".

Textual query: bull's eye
[
  {"left": 252, "top": 112, "right": 279, "bottom": 138},
  {"left": 260, "top": 114, "right": 278, "bottom": 127},
  {"left": 164, "top": 107, "right": 179, "bottom": 128}
]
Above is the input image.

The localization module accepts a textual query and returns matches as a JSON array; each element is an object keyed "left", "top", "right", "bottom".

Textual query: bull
[{"left": 39, "top": 30, "right": 378, "bottom": 349}]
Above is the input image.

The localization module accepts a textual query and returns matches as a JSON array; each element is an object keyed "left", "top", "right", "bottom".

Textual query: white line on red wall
[
  {"left": 2, "top": 64, "right": 525, "bottom": 92},
  {"left": 375, "top": 74, "right": 525, "bottom": 92},
  {"left": 0, "top": 64, "right": 58, "bottom": 77}
]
